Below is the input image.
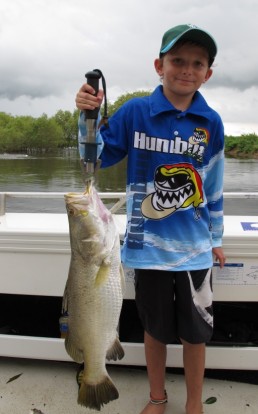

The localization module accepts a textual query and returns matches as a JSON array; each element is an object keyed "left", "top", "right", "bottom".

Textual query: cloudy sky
[{"left": 1, "top": 0, "right": 258, "bottom": 135}]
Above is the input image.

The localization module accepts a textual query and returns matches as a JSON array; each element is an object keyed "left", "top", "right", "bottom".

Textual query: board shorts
[{"left": 134, "top": 268, "right": 213, "bottom": 345}]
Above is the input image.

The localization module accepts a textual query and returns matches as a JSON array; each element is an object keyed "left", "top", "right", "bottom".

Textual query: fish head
[{"left": 64, "top": 188, "right": 114, "bottom": 261}]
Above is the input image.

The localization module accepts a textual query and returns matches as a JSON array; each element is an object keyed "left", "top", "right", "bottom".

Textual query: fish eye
[{"left": 67, "top": 206, "right": 75, "bottom": 215}]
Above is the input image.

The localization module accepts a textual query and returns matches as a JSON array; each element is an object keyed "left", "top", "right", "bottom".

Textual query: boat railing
[
  {"left": 0, "top": 191, "right": 127, "bottom": 216},
  {"left": 0, "top": 191, "right": 258, "bottom": 216}
]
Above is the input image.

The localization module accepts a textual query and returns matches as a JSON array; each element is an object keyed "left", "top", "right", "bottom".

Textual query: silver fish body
[{"left": 63, "top": 184, "right": 125, "bottom": 410}]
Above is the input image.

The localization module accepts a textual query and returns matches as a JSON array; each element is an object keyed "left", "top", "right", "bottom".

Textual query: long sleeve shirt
[{"left": 78, "top": 85, "right": 224, "bottom": 271}]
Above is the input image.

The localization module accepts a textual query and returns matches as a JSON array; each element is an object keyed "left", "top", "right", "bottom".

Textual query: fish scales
[{"left": 63, "top": 183, "right": 125, "bottom": 410}]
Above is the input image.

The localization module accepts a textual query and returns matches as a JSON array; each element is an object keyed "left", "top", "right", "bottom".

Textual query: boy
[{"left": 76, "top": 24, "right": 226, "bottom": 414}]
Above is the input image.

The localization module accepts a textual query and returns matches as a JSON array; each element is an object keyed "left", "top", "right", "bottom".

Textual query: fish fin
[
  {"left": 62, "top": 281, "right": 69, "bottom": 313},
  {"left": 76, "top": 364, "right": 84, "bottom": 387},
  {"left": 65, "top": 335, "right": 84, "bottom": 363},
  {"left": 119, "top": 263, "right": 125, "bottom": 294},
  {"left": 78, "top": 375, "right": 119, "bottom": 410},
  {"left": 94, "top": 262, "right": 111, "bottom": 287},
  {"left": 106, "top": 337, "right": 124, "bottom": 361}
]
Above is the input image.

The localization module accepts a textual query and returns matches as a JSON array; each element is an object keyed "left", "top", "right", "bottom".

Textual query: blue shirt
[{"left": 79, "top": 85, "right": 224, "bottom": 271}]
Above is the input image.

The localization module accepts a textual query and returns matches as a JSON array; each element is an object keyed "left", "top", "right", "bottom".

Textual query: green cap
[{"left": 160, "top": 24, "right": 217, "bottom": 62}]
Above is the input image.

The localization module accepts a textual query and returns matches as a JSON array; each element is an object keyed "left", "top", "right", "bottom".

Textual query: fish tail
[
  {"left": 106, "top": 337, "right": 124, "bottom": 361},
  {"left": 78, "top": 375, "right": 119, "bottom": 410}
]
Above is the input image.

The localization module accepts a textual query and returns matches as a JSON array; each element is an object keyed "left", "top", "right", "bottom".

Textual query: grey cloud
[{"left": 0, "top": 0, "right": 258, "bottom": 124}]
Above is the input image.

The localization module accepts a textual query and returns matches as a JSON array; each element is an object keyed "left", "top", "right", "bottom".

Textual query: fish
[{"left": 62, "top": 182, "right": 125, "bottom": 410}]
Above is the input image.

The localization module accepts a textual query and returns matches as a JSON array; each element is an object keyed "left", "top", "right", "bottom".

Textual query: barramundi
[{"left": 62, "top": 182, "right": 125, "bottom": 410}]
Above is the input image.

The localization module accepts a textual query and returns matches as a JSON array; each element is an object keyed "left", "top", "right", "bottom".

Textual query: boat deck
[{"left": 1, "top": 357, "right": 258, "bottom": 414}]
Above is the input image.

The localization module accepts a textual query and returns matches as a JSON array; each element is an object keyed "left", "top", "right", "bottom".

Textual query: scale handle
[{"left": 85, "top": 70, "right": 102, "bottom": 120}]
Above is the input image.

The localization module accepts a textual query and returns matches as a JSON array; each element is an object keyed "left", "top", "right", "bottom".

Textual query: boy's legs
[
  {"left": 177, "top": 269, "right": 212, "bottom": 414},
  {"left": 135, "top": 268, "right": 212, "bottom": 414},
  {"left": 135, "top": 269, "right": 174, "bottom": 413},
  {"left": 140, "top": 331, "right": 167, "bottom": 414},
  {"left": 181, "top": 339, "right": 205, "bottom": 414},
  {"left": 140, "top": 334, "right": 205, "bottom": 414}
]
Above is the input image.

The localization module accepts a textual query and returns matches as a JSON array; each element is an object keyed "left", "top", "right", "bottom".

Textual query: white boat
[{"left": 0, "top": 191, "right": 258, "bottom": 371}]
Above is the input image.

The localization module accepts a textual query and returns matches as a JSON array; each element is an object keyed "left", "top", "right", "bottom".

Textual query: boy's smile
[{"left": 155, "top": 43, "right": 213, "bottom": 110}]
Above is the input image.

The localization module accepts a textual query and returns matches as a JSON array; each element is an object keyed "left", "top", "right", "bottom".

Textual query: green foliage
[
  {"left": 224, "top": 135, "right": 238, "bottom": 151},
  {"left": 0, "top": 112, "right": 35, "bottom": 152},
  {"left": 0, "top": 110, "right": 79, "bottom": 153},
  {"left": 1, "top": 96, "right": 258, "bottom": 158},
  {"left": 203, "top": 396, "right": 217, "bottom": 405},
  {"left": 225, "top": 133, "right": 258, "bottom": 157},
  {"left": 29, "top": 114, "right": 64, "bottom": 150},
  {"left": 106, "top": 90, "right": 152, "bottom": 116},
  {"left": 54, "top": 109, "right": 79, "bottom": 146},
  {"left": 0, "top": 91, "right": 153, "bottom": 153}
]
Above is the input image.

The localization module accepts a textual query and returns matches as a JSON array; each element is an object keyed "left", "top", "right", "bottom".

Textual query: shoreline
[{"left": 225, "top": 150, "right": 258, "bottom": 159}]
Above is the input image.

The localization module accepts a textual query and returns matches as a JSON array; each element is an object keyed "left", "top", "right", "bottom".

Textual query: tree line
[
  {"left": 224, "top": 133, "right": 258, "bottom": 158},
  {"left": 0, "top": 91, "right": 150, "bottom": 153},
  {"left": 0, "top": 110, "right": 79, "bottom": 153},
  {"left": 0, "top": 90, "right": 258, "bottom": 158}
]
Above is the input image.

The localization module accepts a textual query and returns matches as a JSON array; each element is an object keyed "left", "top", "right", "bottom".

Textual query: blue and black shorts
[{"left": 134, "top": 268, "right": 213, "bottom": 345}]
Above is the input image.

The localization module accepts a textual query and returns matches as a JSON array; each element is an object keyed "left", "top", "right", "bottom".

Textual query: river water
[{"left": 0, "top": 149, "right": 257, "bottom": 215}]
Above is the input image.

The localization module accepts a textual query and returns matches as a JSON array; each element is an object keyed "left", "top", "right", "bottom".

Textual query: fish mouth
[
  {"left": 64, "top": 192, "right": 91, "bottom": 205},
  {"left": 64, "top": 181, "right": 93, "bottom": 203},
  {"left": 64, "top": 192, "right": 91, "bottom": 217}
]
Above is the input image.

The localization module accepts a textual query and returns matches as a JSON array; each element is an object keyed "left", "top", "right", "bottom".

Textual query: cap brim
[{"left": 160, "top": 28, "right": 217, "bottom": 59}]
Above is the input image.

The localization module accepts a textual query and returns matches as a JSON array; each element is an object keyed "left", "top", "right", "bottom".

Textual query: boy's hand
[
  {"left": 75, "top": 83, "right": 104, "bottom": 111},
  {"left": 212, "top": 247, "right": 226, "bottom": 268}
]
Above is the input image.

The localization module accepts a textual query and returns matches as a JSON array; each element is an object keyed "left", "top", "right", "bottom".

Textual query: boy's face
[{"left": 154, "top": 42, "right": 213, "bottom": 104}]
